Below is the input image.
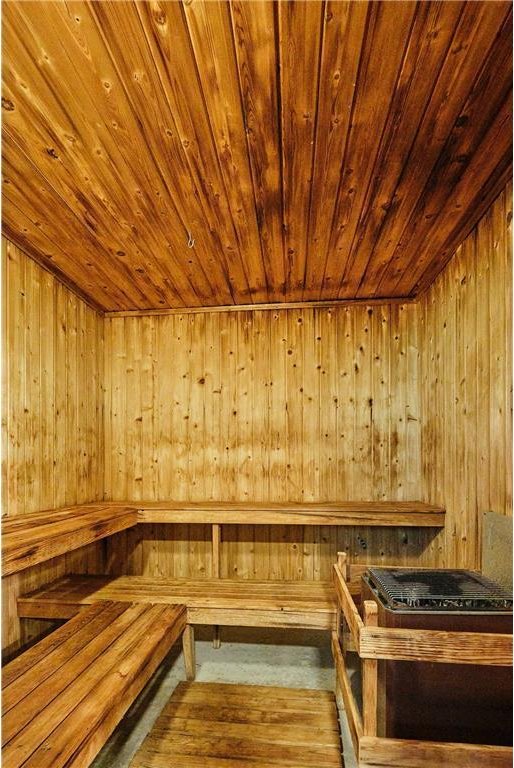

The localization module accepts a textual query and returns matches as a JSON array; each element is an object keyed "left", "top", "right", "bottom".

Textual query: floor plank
[{"left": 130, "top": 681, "right": 344, "bottom": 767}]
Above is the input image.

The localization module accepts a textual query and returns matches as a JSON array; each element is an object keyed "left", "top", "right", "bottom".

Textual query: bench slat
[
  {"left": 2, "top": 601, "right": 128, "bottom": 713},
  {"left": 3, "top": 603, "right": 153, "bottom": 747},
  {"left": 137, "top": 500, "right": 445, "bottom": 527},
  {"left": 2, "top": 501, "right": 130, "bottom": 536},
  {"left": 2, "top": 602, "right": 108, "bottom": 688}
]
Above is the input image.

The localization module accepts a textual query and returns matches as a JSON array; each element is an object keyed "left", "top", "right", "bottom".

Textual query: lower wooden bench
[
  {"left": 18, "top": 574, "right": 337, "bottom": 630},
  {"left": 2, "top": 601, "right": 188, "bottom": 768}
]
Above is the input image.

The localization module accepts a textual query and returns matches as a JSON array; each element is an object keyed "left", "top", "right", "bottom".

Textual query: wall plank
[
  {"left": 2, "top": 237, "right": 105, "bottom": 654},
  {"left": 420, "top": 186, "right": 513, "bottom": 569}
]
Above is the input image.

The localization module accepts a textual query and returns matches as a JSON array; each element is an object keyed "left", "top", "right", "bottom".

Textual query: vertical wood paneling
[
  {"left": 104, "top": 302, "right": 427, "bottom": 579},
  {"left": 3, "top": 238, "right": 104, "bottom": 515},
  {"left": 2, "top": 237, "right": 105, "bottom": 654},
  {"left": 105, "top": 305, "right": 423, "bottom": 504},
  {"left": 420, "top": 186, "right": 513, "bottom": 569}
]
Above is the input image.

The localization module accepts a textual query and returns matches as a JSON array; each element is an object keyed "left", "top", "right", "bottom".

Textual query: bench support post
[
  {"left": 182, "top": 625, "right": 196, "bottom": 681},
  {"left": 212, "top": 524, "right": 222, "bottom": 648}
]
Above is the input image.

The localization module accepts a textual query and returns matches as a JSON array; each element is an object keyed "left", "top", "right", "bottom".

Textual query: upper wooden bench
[
  {"left": 18, "top": 575, "right": 337, "bottom": 630},
  {"left": 2, "top": 600, "right": 187, "bottom": 768},
  {"left": 136, "top": 500, "right": 445, "bottom": 527},
  {"left": 2, "top": 500, "right": 445, "bottom": 576},
  {"left": 2, "top": 504, "right": 138, "bottom": 576}
]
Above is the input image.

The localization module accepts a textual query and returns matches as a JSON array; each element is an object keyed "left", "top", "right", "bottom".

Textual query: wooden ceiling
[{"left": 2, "top": 1, "right": 512, "bottom": 312}]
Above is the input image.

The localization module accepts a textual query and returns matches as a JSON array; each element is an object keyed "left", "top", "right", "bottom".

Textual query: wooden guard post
[{"left": 362, "top": 600, "right": 378, "bottom": 737}]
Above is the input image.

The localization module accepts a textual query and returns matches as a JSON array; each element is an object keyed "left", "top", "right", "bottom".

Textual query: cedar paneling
[
  {"left": 103, "top": 303, "right": 431, "bottom": 579},
  {"left": 2, "top": 238, "right": 106, "bottom": 655},
  {"left": 103, "top": 186, "right": 512, "bottom": 578},
  {"left": 420, "top": 186, "right": 513, "bottom": 569},
  {"left": 3, "top": 238, "right": 104, "bottom": 514},
  {"left": 2, "top": 1, "right": 511, "bottom": 310}
]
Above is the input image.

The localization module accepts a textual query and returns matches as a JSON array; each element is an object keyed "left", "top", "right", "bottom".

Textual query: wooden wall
[
  {"left": 2, "top": 238, "right": 106, "bottom": 655},
  {"left": 103, "top": 303, "right": 435, "bottom": 579},
  {"left": 104, "top": 185, "right": 513, "bottom": 578},
  {"left": 420, "top": 185, "right": 513, "bottom": 569},
  {"left": 3, "top": 238, "right": 104, "bottom": 514}
]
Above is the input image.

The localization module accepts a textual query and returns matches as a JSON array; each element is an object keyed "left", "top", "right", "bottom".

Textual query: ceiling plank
[
  {"left": 182, "top": 0, "right": 270, "bottom": 303},
  {"left": 112, "top": 0, "right": 251, "bottom": 302},
  {"left": 320, "top": 0, "right": 418, "bottom": 299},
  {"left": 380, "top": 7, "right": 513, "bottom": 296},
  {"left": 230, "top": 0, "right": 286, "bottom": 300},
  {"left": 344, "top": 0, "right": 464, "bottom": 297},
  {"left": 3, "top": 147, "right": 142, "bottom": 310},
  {"left": 302, "top": 0, "right": 368, "bottom": 302},
  {"left": 400, "top": 96, "right": 512, "bottom": 296},
  {"left": 356, "top": 0, "right": 512, "bottom": 298},
  {"left": 84, "top": 0, "right": 231, "bottom": 306},
  {"left": 3, "top": 1, "right": 200, "bottom": 308},
  {"left": 278, "top": 0, "right": 324, "bottom": 301}
]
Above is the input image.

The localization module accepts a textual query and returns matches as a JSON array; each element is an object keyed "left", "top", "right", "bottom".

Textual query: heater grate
[{"left": 365, "top": 568, "right": 513, "bottom": 612}]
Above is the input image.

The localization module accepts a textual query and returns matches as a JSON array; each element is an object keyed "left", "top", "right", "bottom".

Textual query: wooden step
[{"left": 130, "top": 681, "right": 344, "bottom": 767}]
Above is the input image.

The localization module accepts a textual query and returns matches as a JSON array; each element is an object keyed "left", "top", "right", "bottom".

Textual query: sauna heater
[{"left": 361, "top": 568, "right": 513, "bottom": 746}]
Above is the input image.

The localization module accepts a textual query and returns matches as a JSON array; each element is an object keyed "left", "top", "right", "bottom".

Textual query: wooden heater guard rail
[{"left": 332, "top": 553, "right": 514, "bottom": 768}]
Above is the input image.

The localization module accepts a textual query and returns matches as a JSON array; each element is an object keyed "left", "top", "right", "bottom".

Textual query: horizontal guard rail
[{"left": 332, "top": 561, "right": 513, "bottom": 667}]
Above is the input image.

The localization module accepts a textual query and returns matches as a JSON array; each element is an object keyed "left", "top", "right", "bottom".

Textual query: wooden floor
[{"left": 130, "top": 681, "right": 344, "bottom": 768}]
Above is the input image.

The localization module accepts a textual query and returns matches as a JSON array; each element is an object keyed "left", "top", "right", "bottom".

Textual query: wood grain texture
[
  {"left": 420, "top": 186, "right": 513, "bottom": 568},
  {"left": 2, "top": 601, "right": 187, "bottom": 768},
  {"left": 2, "top": 504, "right": 138, "bottom": 576},
  {"left": 332, "top": 631, "right": 362, "bottom": 760},
  {"left": 129, "top": 681, "right": 343, "bottom": 768},
  {"left": 362, "top": 600, "right": 379, "bottom": 736},
  {"left": 359, "top": 736, "right": 513, "bottom": 768},
  {"left": 17, "top": 574, "right": 337, "bottom": 631},
  {"left": 2, "top": 1, "right": 511, "bottom": 310},
  {"left": 103, "top": 303, "right": 434, "bottom": 580},
  {"left": 3, "top": 238, "right": 104, "bottom": 515},
  {"left": 359, "top": 626, "right": 512, "bottom": 667},
  {"left": 2, "top": 237, "right": 106, "bottom": 655},
  {"left": 136, "top": 501, "right": 445, "bottom": 527},
  {"left": 2, "top": 544, "right": 106, "bottom": 660}
]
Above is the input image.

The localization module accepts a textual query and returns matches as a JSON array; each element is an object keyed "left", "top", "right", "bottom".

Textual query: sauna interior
[{"left": 1, "top": 1, "right": 513, "bottom": 767}]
